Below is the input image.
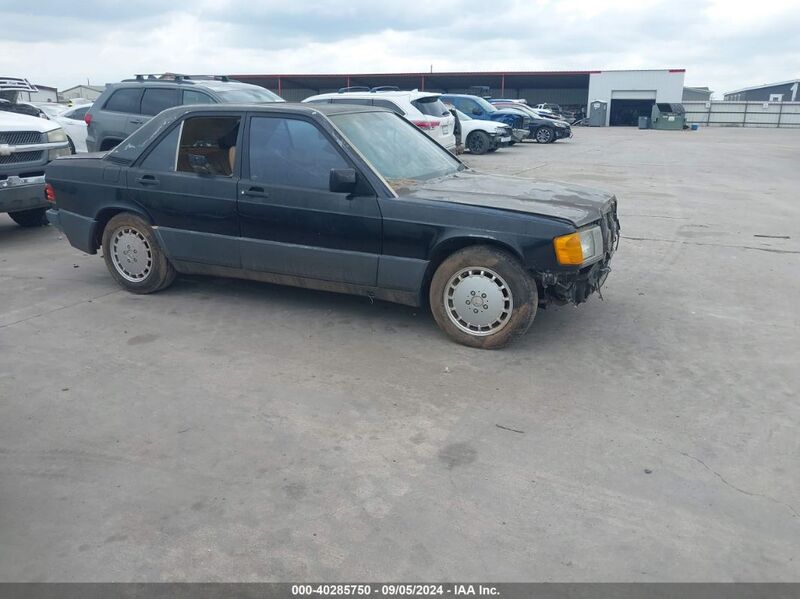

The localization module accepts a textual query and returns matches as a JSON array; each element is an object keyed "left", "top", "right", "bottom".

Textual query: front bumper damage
[
  {"left": 536, "top": 205, "right": 620, "bottom": 306},
  {"left": 538, "top": 260, "right": 612, "bottom": 305}
]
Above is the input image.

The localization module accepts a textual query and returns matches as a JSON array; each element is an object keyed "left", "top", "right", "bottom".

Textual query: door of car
[
  {"left": 100, "top": 87, "right": 143, "bottom": 143},
  {"left": 126, "top": 112, "right": 243, "bottom": 268},
  {"left": 237, "top": 113, "right": 381, "bottom": 286}
]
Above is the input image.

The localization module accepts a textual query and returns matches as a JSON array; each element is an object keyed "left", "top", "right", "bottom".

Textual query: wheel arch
[
  {"left": 419, "top": 235, "right": 525, "bottom": 306},
  {"left": 93, "top": 206, "right": 154, "bottom": 250}
]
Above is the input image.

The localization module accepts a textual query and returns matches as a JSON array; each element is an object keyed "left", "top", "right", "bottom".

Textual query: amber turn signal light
[{"left": 553, "top": 232, "right": 584, "bottom": 265}]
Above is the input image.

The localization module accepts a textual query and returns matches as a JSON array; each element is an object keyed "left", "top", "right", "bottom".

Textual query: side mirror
[
  {"left": 329, "top": 168, "right": 357, "bottom": 194},
  {"left": 188, "top": 153, "right": 211, "bottom": 175},
  {"left": 472, "top": 108, "right": 482, "bottom": 116}
]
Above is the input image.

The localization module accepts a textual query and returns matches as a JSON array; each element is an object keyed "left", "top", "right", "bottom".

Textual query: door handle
[
  {"left": 130, "top": 119, "right": 144, "bottom": 125},
  {"left": 136, "top": 175, "right": 159, "bottom": 185},
  {"left": 241, "top": 186, "right": 269, "bottom": 198}
]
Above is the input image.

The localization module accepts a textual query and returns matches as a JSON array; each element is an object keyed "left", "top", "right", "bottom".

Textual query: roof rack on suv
[
  {"left": 370, "top": 86, "right": 400, "bottom": 92},
  {"left": 337, "top": 86, "right": 371, "bottom": 93},
  {"left": 126, "top": 74, "right": 234, "bottom": 84}
]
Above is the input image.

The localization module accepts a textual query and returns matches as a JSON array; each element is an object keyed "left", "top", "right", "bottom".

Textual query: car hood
[
  {"left": 399, "top": 170, "right": 616, "bottom": 227},
  {"left": 0, "top": 109, "right": 59, "bottom": 132}
]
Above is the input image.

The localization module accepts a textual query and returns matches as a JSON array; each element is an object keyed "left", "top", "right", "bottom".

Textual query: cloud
[{"left": 0, "top": 0, "right": 798, "bottom": 96}]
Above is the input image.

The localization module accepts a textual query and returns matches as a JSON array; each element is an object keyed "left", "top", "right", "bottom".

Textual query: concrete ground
[{"left": 0, "top": 127, "right": 798, "bottom": 582}]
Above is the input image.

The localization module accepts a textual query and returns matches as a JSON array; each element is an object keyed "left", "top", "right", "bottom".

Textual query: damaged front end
[
  {"left": 537, "top": 203, "right": 620, "bottom": 306},
  {"left": 538, "top": 260, "right": 613, "bottom": 305}
]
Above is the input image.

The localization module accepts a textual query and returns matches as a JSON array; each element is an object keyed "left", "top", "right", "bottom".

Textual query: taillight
[
  {"left": 84, "top": 112, "right": 92, "bottom": 126},
  {"left": 411, "top": 119, "right": 440, "bottom": 130},
  {"left": 45, "top": 183, "right": 56, "bottom": 203}
]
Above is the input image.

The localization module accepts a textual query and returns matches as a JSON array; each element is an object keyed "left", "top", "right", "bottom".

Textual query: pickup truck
[
  {"left": 1, "top": 107, "right": 71, "bottom": 226},
  {"left": 46, "top": 103, "right": 620, "bottom": 349}
]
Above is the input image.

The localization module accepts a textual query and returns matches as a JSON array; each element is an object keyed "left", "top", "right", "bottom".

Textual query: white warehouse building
[{"left": 587, "top": 69, "right": 685, "bottom": 126}]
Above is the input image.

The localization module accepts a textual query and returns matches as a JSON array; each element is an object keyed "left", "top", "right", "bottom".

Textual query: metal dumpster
[{"left": 651, "top": 103, "right": 686, "bottom": 130}]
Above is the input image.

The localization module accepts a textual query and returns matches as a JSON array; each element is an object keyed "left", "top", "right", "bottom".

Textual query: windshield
[
  {"left": 37, "top": 104, "right": 68, "bottom": 118},
  {"left": 473, "top": 97, "right": 497, "bottom": 113},
  {"left": 214, "top": 87, "right": 284, "bottom": 103},
  {"left": 330, "top": 111, "right": 462, "bottom": 186}
]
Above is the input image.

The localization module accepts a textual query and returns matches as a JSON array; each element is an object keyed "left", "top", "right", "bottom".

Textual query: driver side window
[{"left": 248, "top": 117, "right": 348, "bottom": 190}]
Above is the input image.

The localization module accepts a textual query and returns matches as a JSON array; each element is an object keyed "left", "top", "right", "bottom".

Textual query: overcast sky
[{"left": 1, "top": 0, "right": 798, "bottom": 97}]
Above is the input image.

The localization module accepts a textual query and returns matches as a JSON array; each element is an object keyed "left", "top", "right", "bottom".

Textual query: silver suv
[{"left": 85, "top": 74, "right": 284, "bottom": 152}]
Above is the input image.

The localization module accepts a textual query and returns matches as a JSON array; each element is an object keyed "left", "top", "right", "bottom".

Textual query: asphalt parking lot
[{"left": 1, "top": 127, "right": 798, "bottom": 582}]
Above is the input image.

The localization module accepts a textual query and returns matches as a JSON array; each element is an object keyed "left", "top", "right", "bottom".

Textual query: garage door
[{"left": 610, "top": 99, "right": 655, "bottom": 126}]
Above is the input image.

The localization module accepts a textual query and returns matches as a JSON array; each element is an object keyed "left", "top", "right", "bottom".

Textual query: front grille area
[
  {"left": 0, "top": 130, "right": 43, "bottom": 145},
  {"left": 0, "top": 151, "right": 44, "bottom": 165}
]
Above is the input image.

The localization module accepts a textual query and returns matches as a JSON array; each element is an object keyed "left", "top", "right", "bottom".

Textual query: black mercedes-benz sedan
[{"left": 45, "top": 103, "right": 619, "bottom": 348}]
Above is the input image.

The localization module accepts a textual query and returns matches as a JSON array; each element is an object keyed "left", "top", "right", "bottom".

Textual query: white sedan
[
  {"left": 34, "top": 103, "right": 91, "bottom": 153},
  {"left": 454, "top": 109, "right": 512, "bottom": 154}
]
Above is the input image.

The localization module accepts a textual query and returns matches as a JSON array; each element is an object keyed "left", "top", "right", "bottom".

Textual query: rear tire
[
  {"left": 9, "top": 207, "right": 48, "bottom": 227},
  {"left": 67, "top": 137, "right": 76, "bottom": 154},
  {"left": 535, "top": 126, "right": 554, "bottom": 143},
  {"left": 101, "top": 213, "right": 175, "bottom": 294},
  {"left": 429, "top": 246, "right": 537, "bottom": 349},
  {"left": 466, "top": 131, "right": 491, "bottom": 155}
]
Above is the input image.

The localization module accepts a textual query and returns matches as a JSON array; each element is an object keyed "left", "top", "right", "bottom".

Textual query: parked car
[
  {"left": 32, "top": 103, "right": 91, "bottom": 152},
  {"left": 439, "top": 94, "right": 530, "bottom": 143},
  {"left": 1, "top": 110, "right": 70, "bottom": 226},
  {"left": 535, "top": 103, "right": 575, "bottom": 121},
  {"left": 449, "top": 108, "right": 512, "bottom": 154},
  {"left": 303, "top": 87, "right": 457, "bottom": 152},
  {"left": 491, "top": 101, "right": 573, "bottom": 143},
  {"left": 85, "top": 74, "right": 284, "bottom": 152},
  {"left": 46, "top": 103, "right": 620, "bottom": 348}
]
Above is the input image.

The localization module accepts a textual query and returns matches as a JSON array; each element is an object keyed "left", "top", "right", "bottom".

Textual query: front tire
[
  {"left": 9, "top": 207, "right": 48, "bottom": 227},
  {"left": 101, "top": 213, "right": 175, "bottom": 294},
  {"left": 429, "top": 246, "right": 537, "bottom": 349},
  {"left": 466, "top": 131, "right": 491, "bottom": 155},
  {"left": 535, "top": 126, "right": 554, "bottom": 143}
]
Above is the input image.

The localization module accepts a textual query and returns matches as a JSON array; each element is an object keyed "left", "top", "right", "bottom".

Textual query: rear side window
[
  {"left": 141, "top": 88, "right": 178, "bottom": 116},
  {"left": 104, "top": 88, "right": 143, "bottom": 114},
  {"left": 139, "top": 125, "right": 181, "bottom": 172},
  {"left": 373, "top": 99, "right": 404, "bottom": 114},
  {"left": 183, "top": 90, "right": 216, "bottom": 105},
  {"left": 412, "top": 97, "right": 450, "bottom": 117},
  {"left": 248, "top": 117, "right": 348, "bottom": 190},
  {"left": 176, "top": 116, "right": 241, "bottom": 177},
  {"left": 66, "top": 106, "right": 89, "bottom": 120}
]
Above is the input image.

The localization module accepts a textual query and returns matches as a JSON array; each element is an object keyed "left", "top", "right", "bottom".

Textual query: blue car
[{"left": 441, "top": 94, "right": 530, "bottom": 143}]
